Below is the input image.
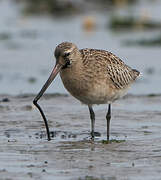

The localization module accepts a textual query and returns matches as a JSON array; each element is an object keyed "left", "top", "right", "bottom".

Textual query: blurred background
[{"left": 0, "top": 0, "right": 161, "bottom": 95}]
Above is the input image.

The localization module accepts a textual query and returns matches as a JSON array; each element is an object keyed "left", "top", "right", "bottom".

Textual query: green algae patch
[
  {"left": 144, "top": 131, "right": 152, "bottom": 135},
  {"left": 102, "top": 139, "right": 126, "bottom": 144},
  {"left": 109, "top": 16, "right": 161, "bottom": 31},
  {"left": 0, "top": 32, "right": 12, "bottom": 41},
  {"left": 78, "top": 176, "right": 106, "bottom": 180}
]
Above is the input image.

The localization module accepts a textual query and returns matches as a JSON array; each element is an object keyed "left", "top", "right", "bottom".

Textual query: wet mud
[{"left": 0, "top": 94, "right": 161, "bottom": 180}]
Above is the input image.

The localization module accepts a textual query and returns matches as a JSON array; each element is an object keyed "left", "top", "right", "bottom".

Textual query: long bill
[{"left": 33, "top": 63, "right": 63, "bottom": 141}]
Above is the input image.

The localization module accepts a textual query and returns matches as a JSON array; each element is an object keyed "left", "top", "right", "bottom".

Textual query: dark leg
[
  {"left": 106, "top": 104, "right": 111, "bottom": 141},
  {"left": 88, "top": 105, "right": 95, "bottom": 140}
]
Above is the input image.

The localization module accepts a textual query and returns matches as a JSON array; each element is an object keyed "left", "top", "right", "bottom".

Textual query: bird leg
[
  {"left": 106, "top": 104, "right": 111, "bottom": 141},
  {"left": 88, "top": 105, "right": 95, "bottom": 140}
]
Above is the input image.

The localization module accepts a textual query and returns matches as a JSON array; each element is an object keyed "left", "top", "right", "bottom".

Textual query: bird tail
[{"left": 132, "top": 69, "right": 141, "bottom": 77}]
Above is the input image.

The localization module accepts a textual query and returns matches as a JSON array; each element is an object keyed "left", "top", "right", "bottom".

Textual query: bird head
[
  {"left": 33, "top": 42, "right": 79, "bottom": 102},
  {"left": 54, "top": 42, "right": 79, "bottom": 69}
]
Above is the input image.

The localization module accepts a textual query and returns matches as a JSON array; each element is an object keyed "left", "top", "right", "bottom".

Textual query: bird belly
[
  {"left": 60, "top": 70, "right": 129, "bottom": 105},
  {"left": 79, "top": 84, "right": 129, "bottom": 105}
]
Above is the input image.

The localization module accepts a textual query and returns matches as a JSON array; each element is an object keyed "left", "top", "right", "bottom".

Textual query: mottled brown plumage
[
  {"left": 34, "top": 42, "right": 140, "bottom": 141},
  {"left": 58, "top": 42, "right": 140, "bottom": 105}
]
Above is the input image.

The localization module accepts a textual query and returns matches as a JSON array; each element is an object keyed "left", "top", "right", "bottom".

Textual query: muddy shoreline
[{"left": 0, "top": 94, "right": 161, "bottom": 180}]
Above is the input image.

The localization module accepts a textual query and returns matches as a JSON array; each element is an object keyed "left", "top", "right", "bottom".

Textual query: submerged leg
[
  {"left": 88, "top": 105, "right": 95, "bottom": 140},
  {"left": 106, "top": 104, "right": 111, "bottom": 141}
]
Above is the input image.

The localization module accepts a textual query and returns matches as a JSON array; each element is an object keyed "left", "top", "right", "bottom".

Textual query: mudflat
[{"left": 0, "top": 94, "right": 161, "bottom": 180}]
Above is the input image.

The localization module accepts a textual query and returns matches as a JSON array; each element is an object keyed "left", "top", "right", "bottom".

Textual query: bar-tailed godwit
[{"left": 33, "top": 42, "right": 140, "bottom": 141}]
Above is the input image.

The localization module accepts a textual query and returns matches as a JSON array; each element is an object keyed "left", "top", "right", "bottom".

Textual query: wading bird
[{"left": 33, "top": 42, "right": 140, "bottom": 141}]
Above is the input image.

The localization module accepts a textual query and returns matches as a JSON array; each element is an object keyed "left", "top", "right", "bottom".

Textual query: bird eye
[{"left": 64, "top": 52, "right": 70, "bottom": 57}]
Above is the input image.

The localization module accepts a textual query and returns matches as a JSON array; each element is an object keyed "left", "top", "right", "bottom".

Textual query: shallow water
[
  {"left": 0, "top": 0, "right": 161, "bottom": 95},
  {"left": 0, "top": 94, "right": 161, "bottom": 180},
  {"left": 1, "top": 1, "right": 161, "bottom": 179}
]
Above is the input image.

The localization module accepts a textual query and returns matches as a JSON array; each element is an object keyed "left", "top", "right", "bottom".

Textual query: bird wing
[{"left": 80, "top": 48, "right": 140, "bottom": 89}]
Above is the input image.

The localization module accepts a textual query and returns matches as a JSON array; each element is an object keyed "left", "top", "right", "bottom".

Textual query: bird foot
[{"left": 90, "top": 131, "right": 101, "bottom": 140}]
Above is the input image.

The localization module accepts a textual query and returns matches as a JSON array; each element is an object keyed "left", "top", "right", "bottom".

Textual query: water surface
[{"left": 0, "top": 0, "right": 161, "bottom": 95}]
